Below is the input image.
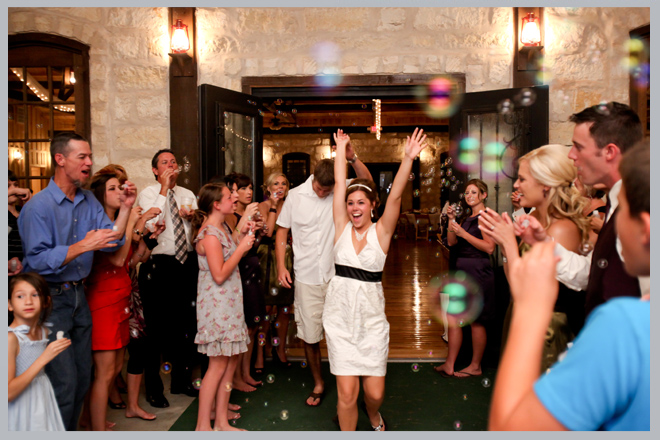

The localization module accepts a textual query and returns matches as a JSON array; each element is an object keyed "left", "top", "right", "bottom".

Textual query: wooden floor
[{"left": 285, "top": 234, "right": 449, "bottom": 362}]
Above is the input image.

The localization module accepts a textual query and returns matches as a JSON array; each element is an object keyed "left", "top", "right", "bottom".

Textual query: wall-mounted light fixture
[
  {"left": 12, "top": 150, "right": 23, "bottom": 160},
  {"left": 168, "top": 8, "right": 196, "bottom": 77},
  {"left": 515, "top": 7, "right": 544, "bottom": 72}
]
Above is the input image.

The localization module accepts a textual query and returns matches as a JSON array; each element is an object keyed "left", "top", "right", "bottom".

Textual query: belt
[
  {"left": 47, "top": 280, "right": 85, "bottom": 290},
  {"left": 335, "top": 264, "right": 382, "bottom": 283}
]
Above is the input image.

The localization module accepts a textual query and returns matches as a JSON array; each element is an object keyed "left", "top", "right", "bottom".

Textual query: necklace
[{"left": 354, "top": 226, "right": 368, "bottom": 241}]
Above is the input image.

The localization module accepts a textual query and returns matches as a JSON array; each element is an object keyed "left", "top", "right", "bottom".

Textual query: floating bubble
[
  {"left": 270, "top": 287, "right": 279, "bottom": 296},
  {"left": 597, "top": 259, "right": 608, "bottom": 269},
  {"left": 428, "top": 350, "right": 433, "bottom": 356},
  {"left": 258, "top": 339, "right": 266, "bottom": 346},
  {"left": 393, "top": 234, "right": 398, "bottom": 240},
  {"left": 409, "top": 173, "right": 415, "bottom": 181},
  {"left": 431, "top": 270, "right": 483, "bottom": 327},
  {"left": 225, "top": 382, "right": 233, "bottom": 391},
  {"left": 481, "top": 378, "right": 491, "bottom": 387},
  {"left": 274, "top": 322, "right": 280, "bottom": 328},
  {"left": 291, "top": 108, "right": 297, "bottom": 114},
  {"left": 427, "top": 319, "right": 432, "bottom": 325},
  {"left": 413, "top": 189, "right": 420, "bottom": 197},
  {"left": 264, "top": 401, "right": 268, "bottom": 407},
  {"left": 514, "top": 88, "right": 536, "bottom": 107},
  {"left": 452, "top": 203, "right": 463, "bottom": 218},
  {"left": 301, "top": 361, "right": 307, "bottom": 368},
  {"left": 282, "top": 307, "right": 289, "bottom": 314},
  {"left": 579, "top": 241, "right": 594, "bottom": 255},
  {"left": 258, "top": 332, "right": 266, "bottom": 340},
  {"left": 272, "top": 337, "right": 281, "bottom": 347},
  {"left": 435, "top": 252, "right": 441, "bottom": 258},
  {"left": 124, "top": 306, "right": 130, "bottom": 315},
  {"left": 192, "top": 378, "right": 202, "bottom": 390},
  {"left": 459, "top": 193, "right": 464, "bottom": 199},
  {"left": 411, "top": 363, "right": 421, "bottom": 373},
  {"left": 266, "top": 374, "right": 275, "bottom": 384},
  {"left": 130, "top": 328, "right": 139, "bottom": 338},
  {"left": 595, "top": 101, "right": 610, "bottom": 116},
  {"left": 462, "top": 394, "right": 468, "bottom": 400},
  {"left": 456, "top": 137, "right": 480, "bottom": 168},
  {"left": 184, "top": 178, "right": 190, "bottom": 185},
  {"left": 417, "top": 76, "right": 463, "bottom": 119},
  {"left": 280, "top": 410, "right": 289, "bottom": 421},
  {"left": 191, "top": 301, "right": 196, "bottom": 308},
  {"left": 146, "top": 273, "right": 151, "bottom": 280},
  {"left": 497, "top": 99, "right": 514, "bottom": 115},
  {"left": 405, "top": 255, "right": 410, "bottom": 261},
  {"left": 183, "top": 163, "right": 191, "bottom": 173},
  {"left": 454, "top": 420, "right": 462, "bottom": 430},
  {"left": 450, "top": 184, "right": 457, "bottom": 192},
  {"left": 446, "top": 169, "right": 453, "bottom": 177},
  {"left": 160, "top": 362, "right": 172, "bottom": 374}
]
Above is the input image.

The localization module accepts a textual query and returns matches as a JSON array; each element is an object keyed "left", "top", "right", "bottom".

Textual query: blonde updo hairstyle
[
  {"left": 261, "top": 172, "right": 290, "bottom": 198},
  {"left": 519, "top": 144, "right": 590, "bottom": 241}
]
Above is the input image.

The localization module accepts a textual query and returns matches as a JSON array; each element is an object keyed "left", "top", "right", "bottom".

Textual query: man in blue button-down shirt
[{"left": 18, "top": 132, "right": 136, "bottom": 430}]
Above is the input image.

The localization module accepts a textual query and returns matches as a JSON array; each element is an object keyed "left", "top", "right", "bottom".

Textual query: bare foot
[
  {"left": 232, "top": 380, "right": 256, "bottom": 392},
  {"left": 228, "top": 410, "right": 241, "bottom": 420},
  {"left": 433, "top": 363, "right": 455, "bottom": 376},
  {"left": 245, "top": 376, "right": 262, "bottom": 387},
  {"left": 125, "top": 407, "right": 157, "bottom": 421},
  {"left": 228, "top": 403, "right": 241, "bottom": 411},
  {"left": 214, "top": 425, "right": 247, "bottom": 431}
]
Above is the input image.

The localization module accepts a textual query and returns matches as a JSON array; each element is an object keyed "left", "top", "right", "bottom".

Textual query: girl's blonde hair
[
  {"left": 519, "top": 144, "right": 590, "bottom": 241},
  {"left": 261, "top": 172, "right": 290, "bottom": 198}
]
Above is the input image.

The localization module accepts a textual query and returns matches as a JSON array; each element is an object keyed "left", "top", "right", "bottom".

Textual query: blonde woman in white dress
[{"left": 323, "top": 128, "right": 427, "bottom": 431}]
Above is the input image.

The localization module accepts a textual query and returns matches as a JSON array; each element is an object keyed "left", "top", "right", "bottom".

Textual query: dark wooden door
[
  {"left": 199, "top": 84, "right": 264, "bottom": 200},
  {"left": 448, "top": 85, "right": 549, "bottom": 215}
]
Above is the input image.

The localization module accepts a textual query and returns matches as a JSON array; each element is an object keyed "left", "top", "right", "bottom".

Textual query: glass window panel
[
  {"left": 8, "top": 103, "right": 26, "bottom": 140},
  {"left": 223, "top": 111, "right": 255, "bottom": 177},
  {"left": 27, "top": 105, "right": 51, "bottom": 140},
  {"left": 8, "top": 142, "right": 26, "bottom": 177},
  {"left": 52, "top": 66, "right": 76, "bottom": 104},
  {"left": 25, "top": 67, "right": 49, "bottom": 103},
  {"left": 54, "top": 104, "right": 76, "bottom": 131},
  {"left": 28, "top": 140, "right": 52, "bottom": 177},
  {"left": 9, "top": 68, "right": 23, "bottom": 101}
]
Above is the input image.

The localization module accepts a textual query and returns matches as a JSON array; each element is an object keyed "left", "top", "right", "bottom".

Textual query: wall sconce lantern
[
  {"left": 168, "top": 9, "right": 196, "bottom": 77},
  {"left": 170, "top": 19, "right": 190, "bottom": 53},
  {"left": 12, "top": 150, "right": 23, "bottom": 160},
  {"left": 515, "top": 7, "right": 544, "bottom": 73}
]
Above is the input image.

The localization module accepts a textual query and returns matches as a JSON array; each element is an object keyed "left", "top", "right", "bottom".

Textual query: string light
[
  {"left": 371, "top": 99, "right": 382, "bottom": 140},
  {"left": 11, "top": 68, "right": 75, "bottom": 112}
]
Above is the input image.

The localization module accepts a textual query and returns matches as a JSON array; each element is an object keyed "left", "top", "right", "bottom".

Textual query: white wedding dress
[{"left": 322, "top": 222, "right": 390, "bottom": 376}]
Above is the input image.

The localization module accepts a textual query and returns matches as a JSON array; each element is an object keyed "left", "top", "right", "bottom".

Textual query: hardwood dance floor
[{"left": 285, "top": 235, "right": 449, "bottom": 361}]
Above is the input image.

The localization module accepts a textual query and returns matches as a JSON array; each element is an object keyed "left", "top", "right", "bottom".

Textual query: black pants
[{"left": 138, "top": 252, "right": 198, "bottom": 397}]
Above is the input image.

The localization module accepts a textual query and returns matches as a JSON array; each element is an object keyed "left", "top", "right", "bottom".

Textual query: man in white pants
[{"left": 276, "top": 145, "right": 371, "bottom": 407}]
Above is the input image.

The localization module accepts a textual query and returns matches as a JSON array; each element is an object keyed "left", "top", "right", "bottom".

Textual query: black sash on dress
[{"left": 335, "top": 264, "right": 382, "bottom": 283}]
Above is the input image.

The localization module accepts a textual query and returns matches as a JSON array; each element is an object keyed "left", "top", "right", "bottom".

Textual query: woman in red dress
[{"left": 85, "top": 166, "right": 141, "bottom": 430}]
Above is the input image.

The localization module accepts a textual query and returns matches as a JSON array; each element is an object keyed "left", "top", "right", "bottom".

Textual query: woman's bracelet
[
  {"left": 269, "top": 208, "right": 277, "bottom": 213},
  {"left": 133, "top": 228, "right": 144, "bottom": 237}
]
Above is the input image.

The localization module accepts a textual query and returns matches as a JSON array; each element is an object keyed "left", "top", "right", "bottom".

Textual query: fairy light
[
  {"left": 11, "top": 68, "right": 75, "bottom": 112},
  {"left": 371, "top": 99, "right": 382, "bottom": 140},
  {"left": 224, "top": 125, "right": 253, "bottom": 145}
]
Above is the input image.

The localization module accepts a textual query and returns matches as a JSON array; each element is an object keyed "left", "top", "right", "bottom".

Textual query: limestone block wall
[
  {"left": 264, "top": 131, "right": 449, "bottom": 211},
  {"left": 8, "top": 7, "right": 171, "bottom": 192}
]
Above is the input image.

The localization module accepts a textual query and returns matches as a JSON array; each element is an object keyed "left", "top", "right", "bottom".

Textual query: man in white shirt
[
  {"left": 521, "top": 102, "right": 648, "bottom": 316},
  {"left": 276, "top": 145, "right": 371, "bottom": 407},
  {"left": 135, "top": 149, "right": 199, "bottom": 407}
]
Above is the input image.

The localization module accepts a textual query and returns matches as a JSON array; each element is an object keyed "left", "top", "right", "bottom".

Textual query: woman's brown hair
[{"left": 191, "top": 182, "right": 229, "bottom": 239}]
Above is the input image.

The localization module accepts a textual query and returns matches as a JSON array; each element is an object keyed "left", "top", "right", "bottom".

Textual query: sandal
[
  {"left": 305, "top": 390, "right": 325, "bottom": 407},
  {"left": 108, "top": 398, "right": 127, "bottom": 410},
  {"left": 360, "top": 401, "right": 387, "bottom": 431}
]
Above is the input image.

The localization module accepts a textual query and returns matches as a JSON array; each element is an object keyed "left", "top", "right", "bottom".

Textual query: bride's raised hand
[
  {"left": 333, "top": 129, "right": 350, "bottom": 153},
  {"left": 405, "top": 127, "right": 427, "bottom": 160}
]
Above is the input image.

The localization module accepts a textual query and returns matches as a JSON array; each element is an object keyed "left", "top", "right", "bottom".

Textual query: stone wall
[
  {"left": 8, "top": 7, "right": 171, "bottom": 192},
  {"left": 264, "top": 131, "right": 449, "bottom": 211}
]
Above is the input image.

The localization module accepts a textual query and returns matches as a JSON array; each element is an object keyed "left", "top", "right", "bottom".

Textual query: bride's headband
[{"left": 347, "top": 183, "right": 372, "bottom": 192}]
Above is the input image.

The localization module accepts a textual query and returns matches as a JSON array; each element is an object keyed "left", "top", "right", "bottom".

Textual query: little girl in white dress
[{"left": 8, "top": 273, "right": 71, "bottom": 431}]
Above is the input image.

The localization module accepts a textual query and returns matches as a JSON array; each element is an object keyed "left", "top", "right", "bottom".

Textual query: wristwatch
[{"left": 347, "top": 152, "right": 358, "bottom": 164}]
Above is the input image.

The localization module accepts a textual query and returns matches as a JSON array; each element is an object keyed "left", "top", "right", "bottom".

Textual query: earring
[
  {"left": 371, "top": 209, "right": 374, "bottom": 218},
  {"left": 543, "top": 189, "right": 548, "bottom": 198}
]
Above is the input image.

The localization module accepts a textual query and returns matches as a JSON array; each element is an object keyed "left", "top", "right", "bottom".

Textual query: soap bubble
[
  {"left": 192, "top": 378, "right": 202, "bottom": 390},
  {"left": 514, "top": 88, "right": 536, "bottom": 107},
  {"left": 258, "top": 339, "right": 266, "bottom": 346},
  {"left": 183, "top": 163, "right": 191, "bottom": 173},
  {"left": 160, "top": 362, "right": 172, "bottom": 374},
  {"left": 270, "top": 287, "right": 279, "bottom": 296},
  {"left": 266, "top": 374, "right": 275, "bottom": 384},
  {"left": 453, "top": 420, "right": 463, "bottom": 430},
  {"left": 456, "top": 137, "right": 480, "bottom": 168},
  {"left": 225, "top": 382, "right": 233, "bottom": 391},
  {"left": 430, "top": 270, "right": 483, "bottom": 327},
  {"left": 130, "top": 328, "right": 139, "bottom": 338},
  {"left": 595, "top": 101, "right": 611, "bottom": 116},
  {"left": 579, "top": 241, "right": 594, "bottom": 255},
  {"left": 597, "top": 259, "right": 608, "bottom": 269},
  {"left": 409, "top": 173, "right": 415, "bottom": 181},
  {"left": 411, "top": 363, "right": 420, "bottom": 372},
  {"left": 462, "top": 394, "right": 468, "bottom": 400},
  {"left": 311, "top": 41, "right": 343, "bottom": 88},
  {"left": 254, "top": 316, "right": 260, "bottom": 323},
  {"left": 301, "top": 361, "right": 307, "bottom": 368},
  {"left": 280, "top": 410, "right": 289, "bottom": 421},
  {"left": 497, "top": 99, "right": 514, "bottom": 115},
  {"left": 481, "top": 378, "right": 491, "bottom": 387},
  {"left": 417, "top": 76, "right": 463, "bottom": 119},
  {"left": 282, "top": 307, "right": 289, "bottom": 314},
  {"left": 264, "top": 401, "right": 269, "bottom": 407},
  {"left": 272, "top": 337, "right": 280, "bottom": 347},
  {"left": 258, "top": 332, "right": 266, "bottom": 340},
  {"left": 413, "top": 189, "right": 420, "bottom": 197}
]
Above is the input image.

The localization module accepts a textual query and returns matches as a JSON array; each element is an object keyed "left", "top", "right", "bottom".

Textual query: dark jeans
[
  {"left": 45, "top": 282, "right": 92, "bottom": 431},
  {"left": 139, "top": 252, "right": 198, "bottom": 397}
]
